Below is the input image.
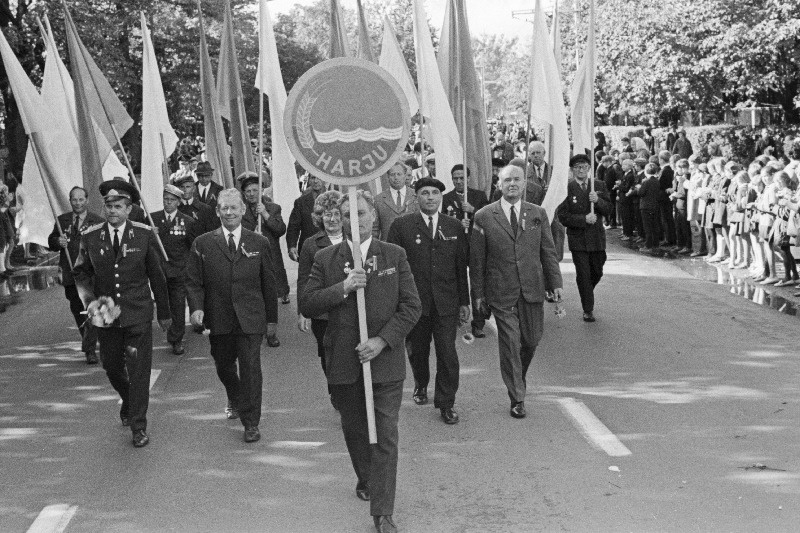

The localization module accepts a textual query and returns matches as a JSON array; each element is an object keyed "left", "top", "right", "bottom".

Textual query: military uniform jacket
[
  {"left": 287, "top": 190, "right": 319, "bottom": 253},
  {"left": 178, "top": 198, "right": 220, "bottom": 236},
  {"left": 197, "top": 181, "right": 223, "bottom": 209},
  {"left": 386, "top": 212, "right": 468, "bottom": 317},
  {"left": 557, "top": 179, "right": 612, "bottom": 252},
  {"left": 48, "top": 211, "right": 104, "bottom": 286},
  {"left": 150, "top": 209, "right": 196, "bottom": 278},
  {"left": 373, "top": 189, "right": 418, "bottom": 240},
  {"left": 441, "top": 188, "right": 489, "bottom": 223},
  {"left": 470, "top": 201, "right": 562, "bottom": 308},
  {"left": 300, "top": 240, "right": 422, "bottom": 385},
  {"left": 186, "top": 227, "right": 278, "bottom": 335},
  {"left": 73, "top": 221, "right": 170, "bottom": 328}
]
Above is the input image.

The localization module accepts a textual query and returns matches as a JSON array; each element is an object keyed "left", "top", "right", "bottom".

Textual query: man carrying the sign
[{"left": 301, "top": 190, "right": 421, "bottom": 533}]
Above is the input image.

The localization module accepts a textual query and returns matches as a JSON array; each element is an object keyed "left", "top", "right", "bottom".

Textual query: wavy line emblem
[{"left": 312, "top": 126, "right": 405, "bottom": 144}]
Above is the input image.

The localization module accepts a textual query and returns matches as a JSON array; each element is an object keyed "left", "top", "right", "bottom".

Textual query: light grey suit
[
  {"left": 470, "top": 200, "right": 562, "bottom": 403},
  {"left": 372, "top": 188, "right": 418, "bottom": 240}
]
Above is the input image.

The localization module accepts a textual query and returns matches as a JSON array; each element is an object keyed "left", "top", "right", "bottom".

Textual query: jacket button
[
  {"left": 114, "top": 264, "right": 119, "bottom": 269},
  {"left": 115, "top": 284, "right": 120, "bottom": 288},
  {"left": 116, "top": 293, "right": 121, "bottom": 297},
  {"left": 115, "top": 274, "right": 119, "bottom": 278}
]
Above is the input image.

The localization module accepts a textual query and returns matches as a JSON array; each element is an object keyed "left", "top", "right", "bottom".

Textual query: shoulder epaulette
[
  {"left": 130, "top": 221, "right": 151, "bottom": 229},
  {"left": 82, "top": 223, "right": 104, "bottom": 235}
]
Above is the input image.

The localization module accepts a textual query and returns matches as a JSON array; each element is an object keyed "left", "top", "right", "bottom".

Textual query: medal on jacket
[
  {"left": 415, "top": 234, "right": 421, "bottom": 245},
  {"left": 343, "top": 261, "right": 351, "bottom": 275}
]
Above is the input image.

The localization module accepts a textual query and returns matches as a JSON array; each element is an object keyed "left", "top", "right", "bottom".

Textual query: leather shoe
[
  {"left": 225, "top": 402, "right": 239, "bottom": 420},
  {"left": 583, "top": 312, "right": 596, "bottom": 322},
  {"left": 440, "top": 407, "right": 459, "bottom": 425},
  {"left": 132, "top": 429, "right": 149, "bottom": 448},
  {"left": 120, "top": 404, "right": 130, "bottom": 427},
  {"left": 85, "top": 351, "right": 98, "bottom": 365},
  {"left": 172, "top": 340, "right": 185, "bottom": 355},
  {"left": 412, "top": 387, "right": 428, "bottom": 405},
  {"left": 510, "top": 401, "right": 526, "bottom": 419},
  {"left": 373, "top": 515, "right": 398, "bottom": 533},
  {"left": 266, "top": 334, "right": 280, "bottom": 347},
  {"left": 244, "top": 426, "right": 261, "bottom": 443},
  {"left": 281, "top": 295, "right": 290, "bottom": 304},
  {"left": 471, "top": 326, "right": 486, "bottom": 338},
  {"left": 355, "top": 481, "right": 370, "bottom": 501}
]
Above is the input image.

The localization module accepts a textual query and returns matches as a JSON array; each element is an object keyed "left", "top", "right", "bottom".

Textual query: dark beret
[
  {"left": 569, "top": 154, "right": 591, "bottom": 167},
  {"left": 414, "top": 177, "right": 446, "bottom": 193}
]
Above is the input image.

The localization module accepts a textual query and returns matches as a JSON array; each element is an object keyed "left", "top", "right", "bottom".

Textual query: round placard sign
[{"left": 283, "top": 58, "right": 411, "bottom": 186}]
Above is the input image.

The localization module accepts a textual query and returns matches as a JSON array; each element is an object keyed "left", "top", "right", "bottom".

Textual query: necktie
[
  {"left": 536, "top": 166, "right": 542, "bottom": 182},
  {"left": 582, "top": 182, "right": 587, "bottom": 192},
  {"left": 510, "top": 205, "right": 518, "bottom": 234},
  {"left": 71, "top": 215, "right": 80, "bottom": 236},
  {"left": 429, "top": 216, "right": 435, "bottom": 239},
  {"left": 395, "top": 191, "right": 402, "bottom": 208},
  {"left": 228, "top": 233, "right": 236, "bottom": 254},
  {"left": 113, "top": 229, "right": 120, "bottom": 256},
  {"left": 200, "top": 188, "right": 206, "bottom": 203}
]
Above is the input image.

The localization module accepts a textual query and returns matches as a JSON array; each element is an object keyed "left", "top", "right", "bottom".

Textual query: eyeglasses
[
  {"left": 574, "top": 164, "right": 591, "bottom": 171},
  {"left": 322, "top": 211, "right": 341, "bottom": 220}
]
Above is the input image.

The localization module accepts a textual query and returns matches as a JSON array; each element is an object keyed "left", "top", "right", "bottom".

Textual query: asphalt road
[{"left": 1, "top": 241, "right": 798, "bottom": 532}]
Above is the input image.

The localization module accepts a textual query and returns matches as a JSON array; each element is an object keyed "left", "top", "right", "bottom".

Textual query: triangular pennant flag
[
  {"left": 570, "top": 0, "right": 596, "bottom": 157},
  {"left": 379, "top": 16, "right": 418, "bottom": 117},
  {"left": 355, "top": 0, "right": 374, "bottom": 62},
  {"left": 329, "top": 0, "right": 351, "bottom": 58}
]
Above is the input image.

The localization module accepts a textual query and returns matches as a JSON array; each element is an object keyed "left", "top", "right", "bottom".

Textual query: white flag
[
  {"left": 412, "top": 0, "right": 461, "bottom": 192},
  {"left": 140, "top": 13, "right": 178, "bottom": 212},
  {"left": 256, "top": 0, "right": 297, "bottom": 231},
  {"left": 530, "top": 0, "right": 571, "bottom": 221},
  {"left": 570, "top": 0, "right": 596, "bottom": 157},
  {"left": 379, "top": 16, "right": 418, "bottom": 117}
]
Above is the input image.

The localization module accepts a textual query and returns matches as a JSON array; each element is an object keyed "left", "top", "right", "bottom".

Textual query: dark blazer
[
  {"left": 197, "top": 181, "right": 223, "bottom": 209},
  {"left": 441, "top": 188, "right": 489, "bottom": 221},
  {"left": 470, "top": 201, "right": 562, "bottom": 308},
  {"left": 178, "top": 198, "right": 220, "bottom": 235},
  {"left": 557, "top": 179, "right": 612, "bottom": 252},
  {"left": 150, "top": 209, "right": 196, "bottom": 278},
  {"left": 242, "top": 198, "right": 288, "bottom": 292},
  {"left": 618, "top": 170, "right": 637, "bottom": 204},
  {"left": 287, "top": 190, "right": 319, "bottom": 253},
  {"left": 528, "top": 162, "right": 552, "bottom": 190},
  {"left": 659, "top": 165, "right": 674, "bottom": 203},
  {"left": 386, "top": 212, "right": 469, "bottom": 317},
  {"left": 186, "top": 227, "right": 278, "bottom": 335},
  {"left": 300, "top": 240, "right": 422, "bottom": 385},
  {"left": 48, "top": 211, "right": 104, "bottom": 286},
  {"left": 637, "top": 176, "right": 661, "bottom": 211},
  {"left": 73, "top": 221, "right": 170, "bottom": 328},
  {"left": 297, "top": 231, "right": 333, "bottom": 319}
]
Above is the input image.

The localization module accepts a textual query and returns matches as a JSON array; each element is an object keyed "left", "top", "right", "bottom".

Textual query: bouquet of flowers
[{"left": 84, "top": 296, "right": 121, "bottom": 327}]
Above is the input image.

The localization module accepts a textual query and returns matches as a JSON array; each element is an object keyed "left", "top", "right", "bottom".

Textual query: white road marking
[
  {"left": 556, "top": 397, "right": 632, "bottom": 457},
  {"left": 149, "top": 369, "right": 161, "bottom": 390},
  {"left": 26, "top": 504, "right": 77, "bottom": 533}
]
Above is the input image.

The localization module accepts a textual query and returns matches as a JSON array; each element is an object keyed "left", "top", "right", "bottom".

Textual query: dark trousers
[
  {"left": 209, "top": 322, "right": 264, "bottom": 428},
  {"left": 659, "top": 199, "right": 676, "bottom": 245},
  {"left": 97, "top": 321, "right": 153, "bottom": 432},
  {"left": 641, "top": 208, "right": 660, "bottom": 248},
  {"left": 674, "top": 206, "right": 691, "bottom": 249},
  {"left": 310, "top": 318, "right": 328, "bottom": 376},
  {"left": 619, "top": 201, "right": 635, "bottom": 237},
  {"left": 633, "top": 201, "right": 644, "bottom": 238},
  {"left": 330, "top": 377, "right": 403, "bottom": 517},
  {"left": 705, "top": 227, "right": 717, "bottom": 256},
  {"left": 490, "top": 297, "right": 543, "bottom": 403},
  {"left": 405, "top": 312, "right": 459, "bottom": 409},
  {"left": 780, "top": 244, "right": 799, "bottom": 281},
  {"left": 607, "top": 190, "right": 618, "bottom": 227},
  {"left": 471, "top": 304, "right": 489, "bottom": 331},
  {"left": 165, "top": 275, "right": 187, "bottom": 344},
  {"left": 64, "top": 284, "right": 97, "bottom": 354},
  {"left": 571, "top": 250, "right": 607, "bottom": 314}
]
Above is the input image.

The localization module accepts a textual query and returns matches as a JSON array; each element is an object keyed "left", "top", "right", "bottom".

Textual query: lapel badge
[
  {"left": 572, "top": 196, "right": 578, "bottom": 203},
  {"left": 343, "top": 261, "right": 351, "bottom": 275},
  {"left": 100, "top": 248, "right": 104, "bottom": 256},
  {"left": 415, "top": 234, "right": 421, "bottom": 245},
  {"left": 100, "top": 230, "right": 106, "bottom": 241}
]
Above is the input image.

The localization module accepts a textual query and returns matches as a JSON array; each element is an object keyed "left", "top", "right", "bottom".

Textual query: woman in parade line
[
  {"left": 754, "top": 167, "right": 779, "bottom": 284},
  {"left": 296, "top": 190, "right": 343, "bottom": 404},
  {"left": 728, "top": 170, "right": 751, "bottom": 269},
  {"left": 772, "top": 172, "right": 798, "bottom": 287},
  {"left": 706, "top": 158, "right": 731, "bottom": 263}
]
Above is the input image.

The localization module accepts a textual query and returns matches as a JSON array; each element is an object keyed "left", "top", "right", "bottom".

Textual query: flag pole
[
  {"left": 109, "top": 124, "right": 169, "bottom": 261},
  {"left": 257, "top": 91, "right": 265, "bottom": 233},
  {"left": 347, "top": 185, "right": 378, "bottom": 444},
  {"left": 29, "top": 137, "right": 73, "bottom": 270},
  {"left": 460, "top": 98, "right": 469, "bottom": 233},
  {"left": 159, "top": 134, "right": 172, "bottom": 186},
  {"left": 588, "top": 0, "right": 595, "bottom": 216}
]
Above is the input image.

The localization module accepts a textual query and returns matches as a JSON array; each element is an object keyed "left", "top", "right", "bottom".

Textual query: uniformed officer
[
  {"left": 173, "top": 173, "right": 220, "bottom": 235},
  {"left": 73, "top": 180, "right": 171, "bottom": 448},
  {"left": 100, "top": 178, "right": 148, "bottom": 224},
  {"left": 47, "top": 186, "right": 104, "bottom": 364},
  {"left": 557, "top": 154, "right": 612, "bottom": 322},
  {"left": 150, "top": 184, "right": 197, "bottom": 355},
  {"left": 387, "top": 177, "right": 469, "bottom": 425}
]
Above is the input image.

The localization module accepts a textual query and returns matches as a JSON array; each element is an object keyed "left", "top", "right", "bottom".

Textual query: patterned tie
[
  {"left": 228, "top": 233, "right": 236, "bottom": 254},
  {"left": 536, "top": 166, "right": 542, "bottom": 182},
  {"left": 510, "top": 205, "right": 518, "bottom": 234},
  {"left": 429, "top": 216, "right": 435, "bottom": 239},
  {"left": 395, "top": 191, "right": 402, "bottom": 208},
  {"left": 113, "top": 229, "right": 120, "bottom": 256}
]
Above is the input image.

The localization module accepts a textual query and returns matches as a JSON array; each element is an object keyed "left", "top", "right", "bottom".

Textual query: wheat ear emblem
[{"left": 296, "top": 82, "right": 328, "bottom": 156}]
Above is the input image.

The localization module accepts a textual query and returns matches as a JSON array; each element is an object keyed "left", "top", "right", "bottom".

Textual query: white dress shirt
[
  {"left": 107, "top": 221, "right": 127, "bottom": 241},
  {"left": 224, "top": 225, "right": 243, "bottom": 249},
  {"left": 347, "top": 236, "right": 372, "bottom": 260},
  {"left": 500, "top": 197, "right": 522, "bottom": 225},
  {"left": 390, "top": 186, "right": 407, "bottom": 207},
  {"left": 198, "top": 183, "right": 210, "bottom": 200},
  {"left": 421, "top": 211, "right": 439, "bottom": 237}
]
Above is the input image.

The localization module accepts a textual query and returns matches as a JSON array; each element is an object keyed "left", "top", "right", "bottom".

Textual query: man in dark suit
[
  {"left": 557, "top": 154, "right": 612, "bottom": 323},
  {"left": 173, "top": 173, "right": 220, "bottom": 235},
  {"left": 441, "top": 164, "right": 489, "bottom": 230},
  {"left": 47, "top": 186, "right": 104, "bottom": 364},
  {"left": 387, "top": 177, "right": 469, "bottom": 425},
  {"left": 195, "top": 161, "right": 223, "bottom": 209},
  {"left": 186, "top": 188, "right": 279, "bottom": 443},
  {"left": 301, "top": 190, "right": 421, "bottom": 533},
  {"left": 491, "top": 158, "right": 544, "bottom": 205},
  {"left": 471, "top": 165, "right": 563, "bottom": 419},
  {"left": 287, "top": 174, "right": 326, "bottom": 261},
  {"left": 657, "top": 150, "right": 676, "bottom": 246},
  {"left": 527, "top": 141, "right": 552, "bottom": 191},
  {"left": 73, "top": 181, "right": 171, "bottom": 448},
  {"left": 150, "top": 184, "right": 197, "bottom": 355},
  {"left": 373, "top": 162, "right": 418, "bottom": 240}
]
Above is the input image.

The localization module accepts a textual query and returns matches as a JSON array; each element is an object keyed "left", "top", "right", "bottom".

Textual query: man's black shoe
[
  {"left": 132, "top": 430, "right": 149, "bottom": 448},
  {"left": 356, "top": 481, "right": 370, "bottom": 501},
  {"left": 471, "top": 326, "right": 486, "bottom": 338},
  {"left": 120, "top": 404, "right": 130, "bottom": 427},
  {"left": 412, "top": 387, "right": 427, "bottom": 405},
  {"left": 172, "top": 340, "right": 185, "bottom": 355},
  {"left": 244, "top": 426, "right": 261, "bottom": 443},
  {"left": 583, "top": 312, "right": 596, "bottom": 322},
  {"left": 510, "top": 402, "right": 526, "bottom": 419},
  {"left": 440, "top": 407, "right": 459, "bottom": 425},
  {"left": 266, "top": 334, "right": 280, "bottom": 347},
  {"left": 373, "top": 515, "right": 398, "bottom": 533},
  {"left": 85, "top": 351, "right": 99, "bottom": 365}
]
